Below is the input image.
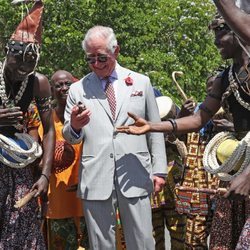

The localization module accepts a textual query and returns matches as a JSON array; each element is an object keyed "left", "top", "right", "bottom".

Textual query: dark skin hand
[
  {"left": 116, "top": 112, "right": 151, "bottom": 135},
  {"left": 225, "top": 168, "right": 250, "bottom": 198},
  {"left": 0, "top": 106, "right": 23, "bottom": 126},
  {"left": 177, "top": 98, "right": 196, "bottom": 118},
  {"left": 212, "top": 119, "right": 234, "bottom": 132}
]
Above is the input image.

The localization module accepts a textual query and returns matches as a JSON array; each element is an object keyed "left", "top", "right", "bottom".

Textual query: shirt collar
[{"left": 100, "top": 62, "right": 118, "bottom": 82}]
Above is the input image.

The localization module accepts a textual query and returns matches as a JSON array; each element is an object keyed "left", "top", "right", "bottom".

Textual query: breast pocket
[
  {"left": 128, "top": 96, "right": 146, "bottom": 116},
  {"left": 129, "top": 96, "right": 144, "bottom": 102}
]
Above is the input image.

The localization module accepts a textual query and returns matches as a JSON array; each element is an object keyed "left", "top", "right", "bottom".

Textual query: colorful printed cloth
[
  {"left": 236, "top": 216, "right": 250, "bottom": 250},
  {"left": 210, "top": 183, "right": 250, "bottom": 250},
  {"left": 151, "top": 159, "right": 186, "bottom": 250},
  {"left": 39, "top": 110, "right": 84, "bottom": 219},
  {"left": 181, "top": 132, "right": 218, "bottom": 249},
  {"left": 47, "top": 217, "right": 89, "bottom": 250},
  {"left": 24, "top": 101, "right": 41, "bottom": 131},
  {"left": 0, "top": 165, "right": 46, "bottom": 249},
  {"left": 0, "top": 102, "right": 45, "bottom": 249}
]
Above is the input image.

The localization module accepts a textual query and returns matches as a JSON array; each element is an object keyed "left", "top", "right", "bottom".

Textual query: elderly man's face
[
  {"left": 51, "top": 72, "right": 73, "bottom": 105},
  {"left": 85, "top": 37, "right": 119, "bottom": 78}
]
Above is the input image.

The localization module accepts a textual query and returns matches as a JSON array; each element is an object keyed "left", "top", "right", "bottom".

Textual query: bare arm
[
  {"left": 33, "top": 73, "right": 55, "bottom": 190},
  {"left": 117, "top": 77, "right": 223, "bottom": 135},
  {"left": 214, "top": 0, "right": 250, "bottom": 44}
]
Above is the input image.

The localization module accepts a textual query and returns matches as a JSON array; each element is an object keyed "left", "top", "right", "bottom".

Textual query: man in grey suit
[{"left": 63, "top": 25, "right": 167, "bottom": 250}]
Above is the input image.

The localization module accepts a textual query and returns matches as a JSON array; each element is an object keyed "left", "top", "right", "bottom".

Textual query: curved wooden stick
[
  {"left": 172, "top": 71, "right": 188, "bottom": 101},
  {"left": 14, "top": 189, "right": 38, "bottom": 208}
]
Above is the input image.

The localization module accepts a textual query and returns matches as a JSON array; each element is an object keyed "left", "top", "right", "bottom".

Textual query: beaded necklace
[
  {"left": 222, "top": 64, "right": 250, "bottom": 112},
  {"left": 229, "top": 65, "right": 250, "bottom": 111},
  {"left": 0, "top": 60, "right": 28, "bottom": 107}
]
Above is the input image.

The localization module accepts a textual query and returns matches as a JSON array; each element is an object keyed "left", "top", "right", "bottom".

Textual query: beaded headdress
[
  {"left": 208, "top": 13, "right": 227, "bottom": 31},
  {"left": 0, "top": 1, "right": 44, "bottom": 109},
  {"left": 6, "top": 0, "right": 44, "bottom": 57}
]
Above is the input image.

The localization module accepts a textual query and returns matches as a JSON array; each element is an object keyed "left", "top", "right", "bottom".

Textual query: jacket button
[{"left": 110, "top": 153, "right": 114, "bottom": 158}]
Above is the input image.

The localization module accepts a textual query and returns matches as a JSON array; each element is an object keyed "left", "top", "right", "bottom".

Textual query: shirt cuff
[
  {"left": 70, "top": 126, "right": 82, "bottom": 139},
  {"left": 154, "top": 173, "right": 167, "bottom": 178}
]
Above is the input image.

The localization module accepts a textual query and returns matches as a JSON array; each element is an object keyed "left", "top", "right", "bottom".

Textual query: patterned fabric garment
[
  {"left": 236, "top": 216, "right": 250, "bottom": 250},
  {"left": 210, "top": 181, "right": 250, "bottom": 250},
  {"left": 23, "top": 101, "right": 41, "bottom": 131},
  {"left": 0, "top": 103, "right": 45, "bottom": 250},
  {"left": 39, "top": 110, "right": 89, "bottom": 249},
  {"left": 181, "top": 132, "right": 218, "bottom": 250},
  {"left": 47, "top": 217, "right": 89, "bottom": 250},
  {"left": 151, "top": 158, "right": 186, "bottom": 250},
  {"left": 162, "top": 160, "right": 187, "bottom": 250},
  {"left": 0, "top": 165, "right": 46, "bottom": 250},
  {"left": 116, "top": 211, "right": 126, "bottom": 250}
]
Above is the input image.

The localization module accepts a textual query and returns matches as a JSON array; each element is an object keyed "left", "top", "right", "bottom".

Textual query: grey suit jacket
[{"left": 63, "top": 63, "right": 167, "bottom": 200}]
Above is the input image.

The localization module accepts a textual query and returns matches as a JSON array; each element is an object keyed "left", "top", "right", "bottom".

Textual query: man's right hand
[
  {"left": 177, "top": 99, "right": 196, "bottom": 118},
  {"left": 70, "top": 105, "right": 91, "bottom": 133},
  {"left": 116, "top": 112, "right": 151, "bottom": 135},
  {"left": 0, "top": 106, "right": 23, "bottom": 126}
]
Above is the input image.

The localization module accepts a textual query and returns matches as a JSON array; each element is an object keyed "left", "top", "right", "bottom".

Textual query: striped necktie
[{"left": 105, "top": 78, "right": 116, "bottom": 120}]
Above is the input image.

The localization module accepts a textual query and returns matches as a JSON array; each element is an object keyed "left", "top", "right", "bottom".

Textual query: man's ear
[
  {"left": 51, "top": 85, "right": 55, "bottom": 99},
  {"left": 114, "top": 45, "right": 120, "bottom": 58}
]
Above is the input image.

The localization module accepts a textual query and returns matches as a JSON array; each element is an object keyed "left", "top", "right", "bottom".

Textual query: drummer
[{"left": 117, "top": 12, "right": 250, "bottom": 249}]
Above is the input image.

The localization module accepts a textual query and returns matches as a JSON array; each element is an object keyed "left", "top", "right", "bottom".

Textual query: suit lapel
[
  {"left": 115, "top": 66, "right": 133, "bottom": 121},
  {"left": 87, "top": 74, "right": 113, "bottom": 120}
]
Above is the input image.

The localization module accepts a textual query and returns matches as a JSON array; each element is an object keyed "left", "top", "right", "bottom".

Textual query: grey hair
[{"left": 82, "top": 26, "right": 118, "bottom": 54}]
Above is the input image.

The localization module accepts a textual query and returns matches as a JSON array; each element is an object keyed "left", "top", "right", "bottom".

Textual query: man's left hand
[
  {"left": 225, "top": 168, "right": 250, "bottom": 198},
  {"left": 153, "top": 175, "right": 166, "bottom": 194},
  {"left": 31, "top": 175, "right": 49, "bottom": 197}
]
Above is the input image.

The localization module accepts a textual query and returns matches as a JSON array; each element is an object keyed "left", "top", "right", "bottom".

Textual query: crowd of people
[{"left": 0, "top": 0, "right": 249, "bottom": 249}]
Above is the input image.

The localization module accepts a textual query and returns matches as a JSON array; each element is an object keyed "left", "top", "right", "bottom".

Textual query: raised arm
[{"left": 213, "top": 0, "right": 250, "bottom": 44}]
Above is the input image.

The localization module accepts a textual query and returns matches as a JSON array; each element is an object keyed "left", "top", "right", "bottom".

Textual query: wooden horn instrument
[{"left": 172, "top": 71, "right": 188, "bottom": 101}]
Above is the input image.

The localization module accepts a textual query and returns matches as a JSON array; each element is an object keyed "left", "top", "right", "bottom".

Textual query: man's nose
[
  {"left": 93, "top": 59, "right": 100, "bottom": 66},
  {"left": 61, "top": 83, "right": 70, "bottom": 90}
]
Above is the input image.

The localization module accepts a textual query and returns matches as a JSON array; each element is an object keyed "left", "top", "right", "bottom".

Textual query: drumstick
[
  {"left": 175, "top": 184, "right": 227, "bottom": 195},
  {"left": 14, "top": 189, "right": 38, "bottom": 208},
  {"left": 172, "top": 71, "right": 188, "bottom": 101}
]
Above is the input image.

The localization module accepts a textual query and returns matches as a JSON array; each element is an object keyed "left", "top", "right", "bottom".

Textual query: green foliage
[{"left": 0, "top": 0, "right": 223, "bottom": 103}]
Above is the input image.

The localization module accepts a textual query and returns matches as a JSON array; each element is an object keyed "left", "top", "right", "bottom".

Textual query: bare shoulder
[
  {"left": 33, "top": 72, "right": 51, "bottom": 97},
  {"left": 210, "top": 74, "right": 224, "bottom": 97}
]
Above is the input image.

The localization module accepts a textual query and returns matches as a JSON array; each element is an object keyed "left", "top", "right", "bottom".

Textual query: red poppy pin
[{"left": 125, "top": 74, "right": 133, "bottom": 86}]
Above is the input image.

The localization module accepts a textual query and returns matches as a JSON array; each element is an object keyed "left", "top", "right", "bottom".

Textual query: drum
[
  {"left": 203, "top": 131, "right": 250, "bottom": 181},
  {"left": 156, "top": 96, "right": 178, "bottom": 120}
]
